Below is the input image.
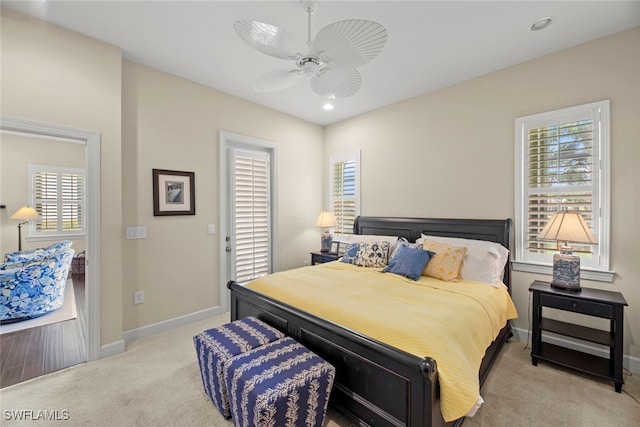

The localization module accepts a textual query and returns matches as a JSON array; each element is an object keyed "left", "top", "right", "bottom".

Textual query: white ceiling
[{"left": 4, "top": 1, "right": 639, "bottom": 126}]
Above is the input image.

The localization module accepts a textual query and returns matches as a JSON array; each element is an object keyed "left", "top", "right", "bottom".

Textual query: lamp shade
[
  {"left": 315, "top": 211, "right": 337, "bottom": 228},
  {"left": 11, "top": 206, "right": 41, "bottom": 221},
  {"left": 537, "top": 211, "right": 598, "bottom": 245}
]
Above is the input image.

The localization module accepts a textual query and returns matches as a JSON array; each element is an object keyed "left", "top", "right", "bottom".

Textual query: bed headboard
[{"left": 353, "top": 216, "right": 513, "bottom": 292}]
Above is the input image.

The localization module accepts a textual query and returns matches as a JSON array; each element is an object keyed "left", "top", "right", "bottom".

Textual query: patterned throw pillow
[
  {"left": 421, "top": 240, "right": 467, "bottom": 282},
  {"left": 356, "top": 241, "right": 391, "bottom": 268},
  {"left": 340, "top": 243, "right": 361, "bottom": 265},
  {"left": 383, "top": 244, "right": 435, "bottom": 281}
]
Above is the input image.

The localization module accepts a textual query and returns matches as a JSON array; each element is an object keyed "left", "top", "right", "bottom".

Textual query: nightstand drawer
[
  {"left": 310, "top": 252, "right": 339, "bottom": 265},
  {"left": 541, "top": 293, "right": 612, "bottom": 318}
]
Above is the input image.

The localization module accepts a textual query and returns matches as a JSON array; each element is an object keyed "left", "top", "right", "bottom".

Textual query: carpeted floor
[{"left": 1, "top": 312, "right": 638, "bottom": 426}]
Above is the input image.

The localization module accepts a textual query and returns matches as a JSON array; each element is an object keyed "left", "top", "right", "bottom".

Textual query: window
[
  {"left": 514, "top": 100, "right": 612, "bottom": 281},
  {"left": 329, "top": 151, "right": 360, "bottom": 235},
  {"left": 231, "top": 149, "right": 270, "bottom": 283},
  {"left": 29, "top": 165, "right": 85, "bottom": 237}
]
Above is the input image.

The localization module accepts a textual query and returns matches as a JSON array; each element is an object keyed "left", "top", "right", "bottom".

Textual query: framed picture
[
  {"left": 330, "top": 240, "right": 346, "bottom": 256},
  {"left": 152, "top": 169, "right": 195, "bottom": 216}
]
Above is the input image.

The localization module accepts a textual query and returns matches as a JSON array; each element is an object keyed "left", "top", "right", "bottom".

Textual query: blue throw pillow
[
  {"left": 340, "top": 243, "right": 361, "bottom": 265},
  {"left": 382, "top": 244, "right": 435, "bottom": 281}
]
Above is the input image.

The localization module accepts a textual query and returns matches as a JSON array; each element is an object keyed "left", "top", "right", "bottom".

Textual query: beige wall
[
  {"left": 324, "top": 27, "right": 640, "bottom": 361},
  {"left": 1, "top": 7, "right": 324, "bottom": 346},
  {"left": 0, "top": 133, "right": 86, "bottom": 255},
  {"left": 121, "top": 61, "right": 323, "bottom": 330},
  {"left": 1, "top": 8, "right": 124, "bottom": 346}
]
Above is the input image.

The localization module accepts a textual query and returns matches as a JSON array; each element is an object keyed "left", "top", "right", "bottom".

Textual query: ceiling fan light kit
[{"left": 234, "top": 0, "right": 387, "bottom": 99}]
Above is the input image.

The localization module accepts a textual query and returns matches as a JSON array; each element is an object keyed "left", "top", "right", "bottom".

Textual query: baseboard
[
  {"left": 100, "top": 340, "right": 125, "bottom": 359},
  {"left": 511, "top": 326, "right": 640, "bottom": 374},
  {"left": 122, "top": 306, "right": 225, "bottom": 344}
]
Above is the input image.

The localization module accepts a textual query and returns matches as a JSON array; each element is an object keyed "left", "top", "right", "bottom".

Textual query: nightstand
[
  {"left": 529, "top": 280, "right": 628, "bottom": 392},
  {"left": 310, "top": 251, "right": 339, "bottom": 265}
]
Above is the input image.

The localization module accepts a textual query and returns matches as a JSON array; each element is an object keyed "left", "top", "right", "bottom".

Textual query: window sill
[
  {"left": 26, "top": 234, "right": 85, "bottom": 243},
  {"left": 511, "top": 261, "right": 615, "bottom": 283}
]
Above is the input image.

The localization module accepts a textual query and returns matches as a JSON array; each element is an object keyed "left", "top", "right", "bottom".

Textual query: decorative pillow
[
  {"left": 421, "top": 240, "right": 467, "bottom": 282},
  {"left": 419, "top": 234, "right": 509, "bottom": 286},
  {"left": 389, "top": 237, "right": 423, "bottom": 259},
  {"left": 346, "top": 234, "right": 399, "bottom": 245},
  {"left": 383, "top": 244, "right": 435, "bottom": 281},
  {"left": 356, "top": 241, "right": 391, "bottom": 268},
  {"left": 340, "top": 243, "right": 361, "bottom": 265}
]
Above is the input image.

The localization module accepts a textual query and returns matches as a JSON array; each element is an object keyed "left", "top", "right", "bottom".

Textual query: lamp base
[
  {"left": 320, "top": 229, "right": 333, "bottom": 253},
  {"left": 551, "top": 251, "right": 581, "bottom": 292},
  {"left": 550, "top": 281, "right": 582, "bottom": 292}
]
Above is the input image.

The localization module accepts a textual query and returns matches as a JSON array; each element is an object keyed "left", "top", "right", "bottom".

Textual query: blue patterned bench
[
  {"left": 225, "top": 336, "right": 336, "bottom": 427},
  {"left": 193, "top": 317, "right": 285, "bottom": 419}
]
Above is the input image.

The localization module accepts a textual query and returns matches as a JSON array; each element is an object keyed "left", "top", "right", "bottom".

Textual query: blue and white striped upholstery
[
  {"left": 193, "top": 317, "right": 285, "bottom": 419},
  {"left": 225, "top": 337, "right": 336, "bottom": 427}
]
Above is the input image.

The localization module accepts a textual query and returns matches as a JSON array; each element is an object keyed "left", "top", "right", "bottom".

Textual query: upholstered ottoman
[
  {"left": 193, "top": 317, "right": 285, "bottom": 419},
  {"left": 225, "top": 336, "right": 336, "bottom": 427}
]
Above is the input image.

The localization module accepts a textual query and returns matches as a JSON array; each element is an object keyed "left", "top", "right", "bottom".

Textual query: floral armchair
[{"left": 0, "top": 241, "right": 75, "bottom": 322}]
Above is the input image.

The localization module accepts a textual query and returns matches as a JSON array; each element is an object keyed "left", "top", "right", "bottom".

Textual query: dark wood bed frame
[{"left": 228, "top": 216, "right": 513, "bottom": 427}]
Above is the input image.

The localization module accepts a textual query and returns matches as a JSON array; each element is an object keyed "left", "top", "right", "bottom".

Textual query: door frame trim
[
  {"left": 1, "top": 115, "right": 101, "bottom": 361},
  {"left": 218, "top": 130, "right": 278, "bottom": 312}
]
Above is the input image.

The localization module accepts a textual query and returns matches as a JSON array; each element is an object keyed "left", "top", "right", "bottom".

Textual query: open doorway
[{"left": 0, "top": 117, "right": 101, "bottom": 386}]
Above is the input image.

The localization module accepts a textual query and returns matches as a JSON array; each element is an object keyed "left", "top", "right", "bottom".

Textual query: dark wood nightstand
[
  {"left": 529, "top": 280, "right": 628, "bottom": 392},
  {"left": 310, "top": 251, "right": 339, "bottom": 265}
]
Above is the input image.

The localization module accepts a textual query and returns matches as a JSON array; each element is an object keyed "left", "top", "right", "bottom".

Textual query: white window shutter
[
  {"left": 515, "top": 100, "right": 610, "bottom": 272},
  {"left": 232, "top": 150, "right": 271, "bottom": 283},
  {"left": 30, "top": 165, "right": 85, "bottom": 235},
  {"left": 329, "top": 151, "right": 360, "bottom": 235}
]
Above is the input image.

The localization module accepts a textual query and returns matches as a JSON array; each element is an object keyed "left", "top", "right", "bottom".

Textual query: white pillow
[{"left": 417, "top": 234, "right": 509, "bottom": 286}]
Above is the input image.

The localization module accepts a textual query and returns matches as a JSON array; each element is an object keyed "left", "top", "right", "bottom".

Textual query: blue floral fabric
[
  {"left": 3, "top": 240, "right": 73, "bottom": 265},
  {"left": 0, "top": 247, "right": 75, "bottom": 321}
]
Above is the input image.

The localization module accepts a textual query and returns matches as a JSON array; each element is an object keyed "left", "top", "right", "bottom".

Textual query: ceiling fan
[{"left": 234, "top": 0, "right": 388, "bottom": 98}]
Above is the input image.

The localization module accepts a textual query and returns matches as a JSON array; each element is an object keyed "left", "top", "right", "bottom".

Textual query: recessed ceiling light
[
  {"left": 323, "top": 103, "right": 335, "bottom": 111},
  {"left": 530, "top": 17, "right": 553, "bottom": 32}
]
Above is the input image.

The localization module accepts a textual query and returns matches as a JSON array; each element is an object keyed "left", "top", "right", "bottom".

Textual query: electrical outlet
[{"left": 134, "top": 291, "right": 144, "bottom": 304}]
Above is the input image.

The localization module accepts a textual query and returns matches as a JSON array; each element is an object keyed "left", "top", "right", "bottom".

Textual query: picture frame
[
  {"left": 152, "top": 169, "right": 195, "bottom": 216},
  {"left": 330, "top": 240, "right": 346, "bottom": 256}
]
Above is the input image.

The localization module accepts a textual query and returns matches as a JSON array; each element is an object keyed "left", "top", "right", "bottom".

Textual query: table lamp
[
  {"left": 315, "top": 211, "right": 337, "bottom": 252},
  {"left": 537, "top": 210, "right": 598, "bottom": 292},
  {"left": 11, "top": 206, "right": 41, "bottom": 251}
]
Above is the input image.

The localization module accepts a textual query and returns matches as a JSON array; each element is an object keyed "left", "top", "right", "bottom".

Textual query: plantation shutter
[
  {"left": 31, "top": 166, "right": 85, "bottom": 234},
  {"left": 527, "top": 119, "right": 595, "bottom": 256},
  {"left": 515, "top": 100, "right": 610, "bottom": 273},
  {"left": 232, "top": 150, "right": 270, "bottom": 283},
  {"left": 330, "top": 151, "right": 360, "bottom": 235}
]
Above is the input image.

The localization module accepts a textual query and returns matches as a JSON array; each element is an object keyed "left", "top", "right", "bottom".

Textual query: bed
[{"left": 227, "top": 216, "right": 515, "bottom": 427}]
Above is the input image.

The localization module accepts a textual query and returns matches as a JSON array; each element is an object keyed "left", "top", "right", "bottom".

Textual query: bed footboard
[{"left": 228, "top": 280, "right": 453, "bottom": 427}]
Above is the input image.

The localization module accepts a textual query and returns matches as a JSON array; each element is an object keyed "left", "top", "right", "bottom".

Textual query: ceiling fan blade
[
  {"left": 313, "top": 20, "right": 388, "bottom": 68},
  {"left": 234, "top": 20, "right": 307, "bottom": 60},
  {"left": 254, "top": 69, "right": 302, "bottom": 92},
  {"left": 311, "top": 67, "right": 361, "bottom": 98}
]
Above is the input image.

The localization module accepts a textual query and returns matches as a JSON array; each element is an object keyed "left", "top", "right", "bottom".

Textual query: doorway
[
  {"left": 218, "top": 131, "right": 278, "bottom": 312},
  {"left": 0, "top": 116, "right": 101, "bottom": 367}
]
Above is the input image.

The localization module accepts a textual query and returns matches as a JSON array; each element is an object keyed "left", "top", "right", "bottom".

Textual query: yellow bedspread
[{"left": 247, "top": 261, "right": 518, "bottom": 422}]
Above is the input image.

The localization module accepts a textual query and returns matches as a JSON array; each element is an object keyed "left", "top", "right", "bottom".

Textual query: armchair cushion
[
  {"left": 3, "top": 241, "right": 73, "bottom": 265},
  {"left": 0, "top": 247, "right": 75, "bottom": 321}
]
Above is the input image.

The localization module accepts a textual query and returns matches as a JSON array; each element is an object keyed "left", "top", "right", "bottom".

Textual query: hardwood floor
[{"left": 0, "top": 274, "right": 86, "bottom": 388}]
